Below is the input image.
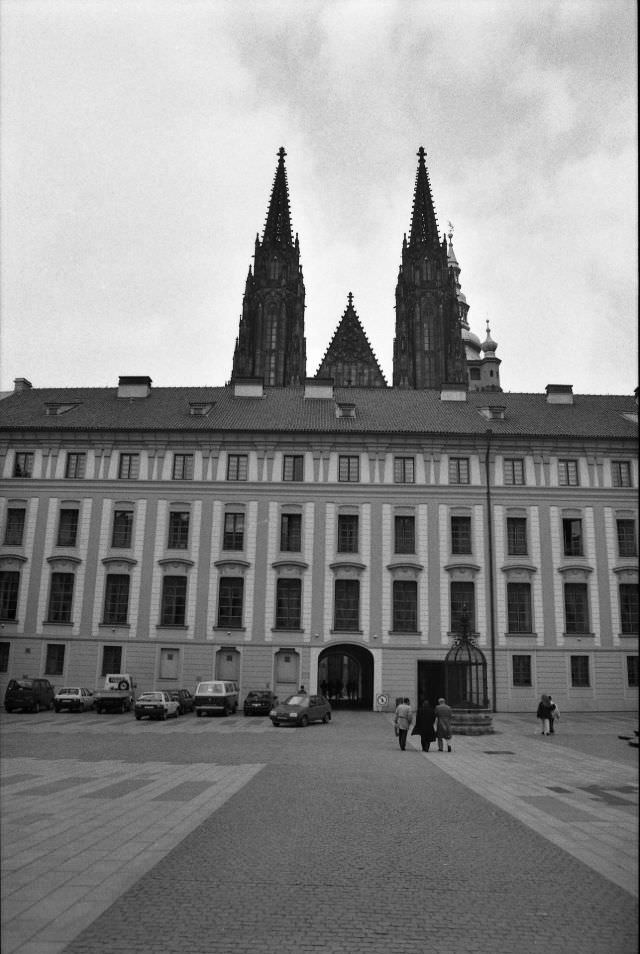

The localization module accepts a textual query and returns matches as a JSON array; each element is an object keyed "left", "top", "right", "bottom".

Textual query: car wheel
[
  {"left": 161, "top": 710, "right": 167, "bottom": 720},
  {"left": 196, "top": 710, "right": 202, "bottom": 717},
  {"left": 322, "top": 713, "right": 331, "bottom": 723},
  {"left": 271, "top": 720, "right": 279, "bottom": 727},
  {"left": 32, "top": 702, "right": 40, "bottom": 713},
  {"left": 299, "top": 715, "right": 309, "bottom": 727},
  {"left": 135, "top": 715, "right": 141, "bottom": 720},
  {"left": 54, "top": 706, "right": 60, "bottom": 713},
  {"left": 173, "top": 709, "right": 179, "bottom": 719}
]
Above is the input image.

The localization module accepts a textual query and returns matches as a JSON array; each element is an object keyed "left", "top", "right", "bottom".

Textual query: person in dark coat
[
  {"left": 537, "top": 694, "right": 553, "bottom": 735},
  {"left": 412, "top": 699, "right": 437, "bottom": 751},
  {"left": 435, "top": 697, "right": 453, "bottom": 752}
]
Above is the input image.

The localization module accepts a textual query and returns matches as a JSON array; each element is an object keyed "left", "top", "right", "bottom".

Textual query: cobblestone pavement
[{"left": 1, "top": 708, "right": 637, "bottom": 954}]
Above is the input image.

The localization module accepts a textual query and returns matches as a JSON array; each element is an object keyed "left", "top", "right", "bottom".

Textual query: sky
[{"left": 1, "top": 0, "right": 637, "bottom": 395}]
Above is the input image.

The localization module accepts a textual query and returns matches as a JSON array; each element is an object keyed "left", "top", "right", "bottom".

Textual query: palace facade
[{"left": 0, "top": 148, "right": 637, "bottom": 712}]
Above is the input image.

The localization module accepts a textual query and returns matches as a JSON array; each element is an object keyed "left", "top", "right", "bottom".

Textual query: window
[
  {"left": 275, "top": 578, "right": 302, "bottom": 629},
  {"left": 450, "top": 581, "right": 475, "bottom": 633},
  {"left": 101, "top": 645, "right": 122, "bottom": 676},
  {"left": 227, "top": 454, "right": 248, "bottom": 481},
  {"left": 118, "top": 453, "right": 140, "bottom": 479},
  {"left": 334, "top": 579, "right": 360, "bottom": 631},
  {"left": 512, "top": 655, "right": 532, "bottom": 687},
  {"left": 103, "top": 574, "right": 130, "bottom": 625},
  {"left": 283, "top": 455, "right": 304, "bottom": 481},
  {"left": 280, "top": 513, "right": 301, "bottom": 552},
  {"left": 504, "top": 458, "right": 525, "bottom": 485},
  {"left": 620, "top": 584, "right": 639, "bottom": 635},
  {"left": 562, "top": 518, "right": 583, "bottom": 557},
  {"left": 451, "top": 515, "right": 472, "bottom": 554},
  {"left": 0, "top": 571, "right": 20, "bottom": 620},
  {"left": 160, "top": 576, "right": 187, "bottom": 626},
  {"left": 65, "top": 453, "right": 86, "bottom": 479},
  {"left": 4, "top": 508, "right": 26, "bottom": 546},
  {"left": 172, "top": 454, "right": 194, "bottom": 480},
  {"left": 449, "top": 457, "right": 470, "bottom": 484},
  {"left": 159, "top": 647, "right": 179, "bottom": 680},
  {"left": 0, "top": 641, "right": 9, "bottom": 672},
  {"left": 394, "top": 515, "right": 415, "bottom": 554},
  {"left": 570, "top": 655, "right": 590, "bottom": 687},
  {"left": 338, "top": 456, "right": 360, "bottom": 482},
  {"left": 13, "top": 453, "right": 34, "bottom": 478},
  {"left": 168, "top": 511, "right": 189, "bottom": 549},
  {"left": 337, "top": 514, "right": 358, "bottom": 553},
  {"left": 558, "top": 459, "right": 579, "bottom": 486},
  {"left": 564, "top": 582, "right": 589, "bottom": 634},
  {"left": 223, "top": 513, "right": 245, "bottom": 550},
  {"left": 507, "top": 517, "right": 528, "bottom": 556},
  {"left": 45, "top": 644, "right": 65, "bottom": 676},
  {"left": 617, "top": 520, "right": 637, "bottom": 558},
  {"left": 507, "top": 582, "right": 532, "bottom": 633},
  {"left": 112, "top": 510, "right": 133, "bottom": 548},
  {"left": 217, "top": 577, "right": 244, "bottom": 628},
  {"left": 394, "top": 457, "right": 415, "bottom": 483},
  {"left": 57, "top": 508, "right": 79, "bottom": 547},
  {"left": 612, "top": 461, "right": 632, "bottom": 487},
  {"left": 47, "top": 572, "right": 74, "bottom": 623},
  {"left": 392, "top": 580, "right": 417, "bottom": 632},
  {"left": 627, "top": 656, "right": 639, "bottom": 688}
]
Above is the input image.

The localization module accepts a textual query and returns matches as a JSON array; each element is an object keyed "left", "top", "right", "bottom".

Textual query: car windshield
[
  {"left": 11, "top": 680, "right": 32, "bottom": 689},
  {"left": 139, "top": 692, "right": 163, "bottom": 701},
  {"left": 59, "top": 688, "right": 79, "bottom": 695},
  {"left": 197, "top": 682, "right": 225, "bottom": 694},
  {"left": 248, "top": 692, "right": 271, "bottom": 700},
  {"left": 284, "top": 695, "right": 308, "bottom": 707}
]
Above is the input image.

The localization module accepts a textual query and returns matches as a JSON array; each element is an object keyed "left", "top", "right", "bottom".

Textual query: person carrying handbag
[{"left": 394, "top": 697, "right": 413, "bottom": 751}]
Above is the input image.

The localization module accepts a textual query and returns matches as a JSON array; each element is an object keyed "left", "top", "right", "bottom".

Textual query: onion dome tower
[
  {"left": 393, "top": 147, "right": 467, "bottom": 390},
  {"left": 232, "top": 147, "right": 306, "bottom": 386},
  {"left": 316, "top": 293, "right": 387, "bottom": 387},
  {"left": 478, "top": 320, "right": 502, "bottom": 391}
]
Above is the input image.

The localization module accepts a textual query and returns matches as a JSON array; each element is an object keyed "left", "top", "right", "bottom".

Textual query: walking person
[
  {"left": 394, "top": 697, "right": 413, "bottom": 751},
  {"left": 412, "top": 699, "right": 437, "bottom": 752},
  {"left": 537, "top": 693, "right": 553, "bottom": 735},
  {"left": 548, "top": 696, "right": 560, "bottom": 734},
  {"left": 435, "top": 697, "right": 453, "bottom": 752}
]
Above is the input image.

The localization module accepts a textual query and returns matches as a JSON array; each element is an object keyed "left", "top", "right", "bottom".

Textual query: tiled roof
[{"left": 0, "top": 385, "right": 637, "bottom": 442}]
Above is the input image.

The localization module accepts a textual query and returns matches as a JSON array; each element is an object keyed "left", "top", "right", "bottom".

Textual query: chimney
[
  {"left": 545, "top": 384, "right": 574, "bottom": 405},
  {"left": 233, "top": 377, "right": 264, "bottom": 398},
  {"left": 14, "top": 378, "right": 33, "bottom": 392},
  {"left": 117, "top": 376, "right": 152, "bottom": 398},
  {"left": 304, "top": 378, "right": 334, "bottom": 399}
]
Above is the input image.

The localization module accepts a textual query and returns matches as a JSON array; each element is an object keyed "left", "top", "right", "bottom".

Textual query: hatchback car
[
  {"left": 270, "top": 693, "right": 331, "bottom": 727},
  {"left": 54, "top": 687, "right": 94, "bottom": 712},
  {"left": 169, "top": 689, "right": 195, "bottom": 714},
  {"left": 134, "top": 691, "right": 179, "bottom": 720},
  {"left": 4, "top": 677, "right": 55, "bottom": 713},
  {"left": 243, "top": 689, "right": 278, "bottom": 716}
]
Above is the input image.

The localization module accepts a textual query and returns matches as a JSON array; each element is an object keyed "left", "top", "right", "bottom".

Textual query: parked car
[
  {"left": 270, "top": 693, "right": 331, "bottom": 727},
  {"left": 134, "top": 691, "right": 179, "bottom": 721},
  {"left": 4, "top": 677, "right": 55, "bottom": 713},
  {"left": 54, "top": 687, "right": 94, "bottom": 712},
  {"left": 244, "top": 690, "right": 278, "bottom": 716},
  {"left": 169, "top": 689, "right": 195, "bottom": 714},
  {"left": 194, "top": 680, "right": 239, "bottom": 717}
]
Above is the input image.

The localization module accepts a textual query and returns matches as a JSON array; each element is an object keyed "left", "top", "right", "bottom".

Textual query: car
[
  {"left": 4, "top": 677, "right": 55, "bottom": 713},
  {"left": 134, "top": 691, "right": 179, "bottom": 721},
  {"left": 194, "top": 680, "right": 239, "bottom": 717},
  {"left": 243, "top": 689, "right": 278, "bottom": 716},
  {"left": 54, "top": 687, "right": 94, "bottom": 712},
  {"left": 169, "top": 689, "right": 195, "bottom": 714},
  {"left": 270, "top": 693, "right": 331, "bottom": 727}
]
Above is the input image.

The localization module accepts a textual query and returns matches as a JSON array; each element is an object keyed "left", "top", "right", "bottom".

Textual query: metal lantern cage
[{"left": 444, "top": 616, "right": 489, "bottom": 710}]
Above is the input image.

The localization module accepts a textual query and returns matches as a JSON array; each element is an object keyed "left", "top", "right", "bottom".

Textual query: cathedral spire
[
  {"left": 408, "top": 146, "right": 441, "bottom": 250},
  {"left": 262, "top": 146, "right": 293, "bottom": 247}
]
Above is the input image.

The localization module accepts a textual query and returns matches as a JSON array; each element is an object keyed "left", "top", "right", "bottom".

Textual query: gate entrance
[
  {"left": 417, "top": 661, "right": 446, "bottom": 708},
  {"left": 318, "top": 644, "right": 374, "bottom": 709}
]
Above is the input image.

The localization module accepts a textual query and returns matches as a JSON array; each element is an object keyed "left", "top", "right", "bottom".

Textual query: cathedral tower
[
  {"left": 392, "top": 148, "right": 467, "bottom": 389},
  {"left": 232, "top": 147, "right": 306, "bottom": 386}
]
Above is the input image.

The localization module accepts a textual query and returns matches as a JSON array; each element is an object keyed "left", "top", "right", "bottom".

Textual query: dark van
[{"left": 4, "top": 677, "right": 55, "bottom": 713}]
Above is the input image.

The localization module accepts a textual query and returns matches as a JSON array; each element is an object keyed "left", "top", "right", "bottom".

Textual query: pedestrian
[
  {"left": 537, "top": 693, "right": 553, "bottom": 735},
  {"left": 435, "top": 697, "right": 453, "bottom": 752},
  {"left": 412, "top": 699, "right": 437, "bottom": 751},
  {"left": 549, "top": 696, "right": 560, "bottom": 734},
  {"left": 394, "top": 697, "right": 413, "bottom": 751}
]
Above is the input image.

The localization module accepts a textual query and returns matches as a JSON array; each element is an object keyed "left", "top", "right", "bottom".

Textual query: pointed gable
[{"left": 316, "top": 293, "right": 387, "bottom": 387}]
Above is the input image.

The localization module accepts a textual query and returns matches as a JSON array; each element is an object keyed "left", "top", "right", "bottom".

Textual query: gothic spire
[
  {"left": 262, "top": 146, "right": 293, "bottom": 247},
  {"left": 408, "top": 146, "right": 441, "bottom": 250},
  {"left": 316, "top": 293, "right": 387, "bottom": 387}
]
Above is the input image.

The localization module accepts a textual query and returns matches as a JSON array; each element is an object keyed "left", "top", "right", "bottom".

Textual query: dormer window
[
  {"left": 336, "top": 403, "right": 356, "bottom": 419},
  {"left": 189, "top": 402, "right": 213, "bottom": 417}
]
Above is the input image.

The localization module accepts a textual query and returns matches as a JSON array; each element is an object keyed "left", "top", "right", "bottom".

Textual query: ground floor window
[
  {"left": 512, "top": 654, "right": 532, "bottom": 686},
  {"left": 101, "top": 645, "right": 122, "bottom": 676},
  {"left": 570, "top": 655, "right": 590, "bottom": 688},
  {"left": 627, "top": 656, "right": 639, "bottom": 688},
  {"left": 45, "top": 643, "right": 65, "bottom": 676},
  {"left": 0, "top": 641, "right": 9, "bottom": 672},
  {"left": 159, "top": 647, "right": 180, "bottom": 680}
]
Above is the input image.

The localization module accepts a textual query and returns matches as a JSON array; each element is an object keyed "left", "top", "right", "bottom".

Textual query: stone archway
[{"left": 317, "top": 644, "right": 374, "bottom": 709}]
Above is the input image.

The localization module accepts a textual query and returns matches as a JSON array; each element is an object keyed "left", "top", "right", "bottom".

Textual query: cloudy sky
[{"left": 1, "top": 0, "right": 637, "bottom": 395}]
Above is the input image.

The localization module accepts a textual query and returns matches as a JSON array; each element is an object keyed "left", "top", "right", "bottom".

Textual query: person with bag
[
  {"left": 435, "top": 697, "right": 453, "bottom": 752},
  {"left": 412, "top": 698, "right": 437, "bottom": 752},
  {"left": 536, "top": 694, "right": 553, "bottom": 735},
  {"left": 394, "top": 697, "right": 413, "bottom": 751}
]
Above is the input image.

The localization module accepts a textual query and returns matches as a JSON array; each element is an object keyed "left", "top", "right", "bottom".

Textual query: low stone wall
[{"left": 451, "top": 708, "right": 495, "bottom": 735}]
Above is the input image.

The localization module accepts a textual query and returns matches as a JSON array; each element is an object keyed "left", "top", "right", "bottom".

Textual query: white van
[{"left": 194, "top": 680, "right": 239, "bottom": 717}]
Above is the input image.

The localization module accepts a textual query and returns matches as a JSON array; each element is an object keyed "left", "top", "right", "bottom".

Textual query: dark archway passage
[{"left": 318, "top": 644, "right": 374, "bottom": 709}]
